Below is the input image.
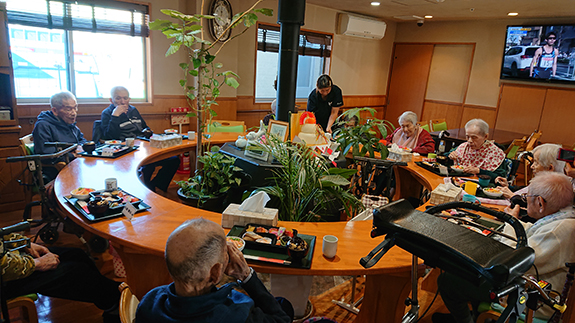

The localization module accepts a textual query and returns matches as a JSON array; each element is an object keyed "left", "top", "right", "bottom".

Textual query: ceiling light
[
  {"left": 508, "top": 12, "right": 519, "bottom": 16},
  {"left": 371, "top": 1, "right": 381, "bottom": 5},
  {"left": 425, "top": 15, "right": 433, "bottom": 19}
]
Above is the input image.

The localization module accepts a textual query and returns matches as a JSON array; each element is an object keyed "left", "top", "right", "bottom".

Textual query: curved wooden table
[{"left": 54, "top": 135, "right": 446, "bottom": 323}]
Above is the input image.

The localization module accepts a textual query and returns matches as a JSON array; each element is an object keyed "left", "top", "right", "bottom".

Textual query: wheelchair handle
[
  {"left": 424, "top": 201, "right": 528, "bottom": 248},
  {"left": 6, "top": 144, "right": 78, "bottom": 163},
  {"left": 353, "top": 155, "right": 408, "bottom": 167}
]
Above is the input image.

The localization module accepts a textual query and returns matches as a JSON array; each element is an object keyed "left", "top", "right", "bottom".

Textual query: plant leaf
[
  {"left": 254, "top": 8, "right": 273, "bottom": 16},
  {"left": 186, "top": 93, "right": 196, "bottom": 100},
  {"left": 166, "top": 41, "right": 181, "bottom": 56},
  {"left": 205, "top": 54, "right": 216, "bottom": 64},
  {"left": 149, "top": 19, "right": 173, "bottom": 30},
  {"left": 179, "top": 79, "right": 186, "bottom": 87},
  {"left": 225, "top": 77, "right": 240, "bottom": 89},
  {"left": 179, "top": 63, "right": 189, "bottom": 70},
  {"left": 189, "top": 69, "right": 198, "bottom": 76},
  {"left": 215, "top": 62, "right": 223, "bottom": 69}
]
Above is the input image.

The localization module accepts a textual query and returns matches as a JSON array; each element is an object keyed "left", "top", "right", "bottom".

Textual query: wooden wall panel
[
  {"left": 459, "top": 106, "right": 497, "bottom": 129},
  {"left": 421, "top": 100, "right": 463, "bottom": 130},
  {"left": 494, "top": 85, "right": 546, "bottom": 134},
  {"left": 538, "top": 89, "right": 575, "bottom": 147}
]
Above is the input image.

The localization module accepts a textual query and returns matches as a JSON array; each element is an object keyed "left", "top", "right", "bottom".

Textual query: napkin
[
  {"left": 436, "top": 183, "right": 458, "bottom": 192},
  {"left": 238, "top": 191, "right": 270, "bottom": 213}
]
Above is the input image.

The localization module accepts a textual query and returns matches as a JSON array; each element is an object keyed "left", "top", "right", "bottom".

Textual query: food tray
[
  {"left": 227, "top": 224, "right": 316, "bottom": 269},
  {"left": 79, "top": 144, "right": 139, "bottom": 159},
  {"left": 415, "top": 161, "right": 474, "bottom": 177},
  {"left": 64, "top": 188, "right": 150, "bottom": 222},
  {"left": 89, "top": 189, "right": 143, "bottom": 211}
]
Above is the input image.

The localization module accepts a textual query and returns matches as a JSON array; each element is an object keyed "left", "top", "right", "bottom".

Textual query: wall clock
[{"left": 208, "top": 0, "right": 233, "bottom": 42}]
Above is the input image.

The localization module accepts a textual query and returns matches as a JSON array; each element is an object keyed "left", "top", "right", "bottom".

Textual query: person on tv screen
[{"left": 530, "top": 32, "right": 558, "bottom": 79}]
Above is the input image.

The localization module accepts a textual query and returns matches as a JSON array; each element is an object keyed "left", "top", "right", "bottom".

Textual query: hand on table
[
  {"left": 112, "top": 104, "right": 129, "bottom": 117},
  {"left": 224, "top": 242, "right": 251, "bottom": 281}
]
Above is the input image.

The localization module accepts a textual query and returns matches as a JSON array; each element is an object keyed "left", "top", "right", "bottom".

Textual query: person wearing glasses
[
  {"left": 433, "top": 171, "right": 575, "bottom": 323},
  {"left": 495, "top": 143, "right": 565, "bottom": 199},
  {"left": 530, "top": 32, "right": 559, "bottom": 79},
  {"left": 100, "top": 86, "right": 180, "bottom": 193}
]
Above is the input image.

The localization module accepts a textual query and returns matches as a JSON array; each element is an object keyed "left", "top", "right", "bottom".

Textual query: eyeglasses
[
  {"left": 547, "top": 37, "right": 556, "bottom": 40},
  {"left": 520, "top": 193, "right": 547, "bottom": 203}
]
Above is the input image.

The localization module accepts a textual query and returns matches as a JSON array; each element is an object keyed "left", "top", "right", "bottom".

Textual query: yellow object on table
[{"left": 463, "top": 181, "right": 478, "bottom": 195}]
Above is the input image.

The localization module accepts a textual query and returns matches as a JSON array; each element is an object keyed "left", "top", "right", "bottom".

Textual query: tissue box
[
  {"left": 430, "top": 186, "right": 463, "bottom": 205},
  {"left": 388, "top": 150, "right": 413, "bottom": 163},
  {"left": 221, "top": 203, "right": 278, "bottom": 229}
]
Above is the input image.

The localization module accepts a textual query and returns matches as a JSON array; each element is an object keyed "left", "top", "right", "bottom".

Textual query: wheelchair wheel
[
  {"left": 39, "top": 227, "right": 59, "bottom": 244},
  {"left": 89, "top": 235, "right": 109, "bottom": 253}
]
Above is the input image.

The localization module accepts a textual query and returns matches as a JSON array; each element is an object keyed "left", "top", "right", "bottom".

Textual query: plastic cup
[
  {"left": 125, "top": 138, "right": 135, "bottom": 147},
  {"left": 463, "top": 181, "right": 478, "bottom": 195},
  {"left": 478, "top": 175, "right": 490, "bottom": 187},
  {"left": 187, "top": 131, "right": 196, "bottom": 140}
]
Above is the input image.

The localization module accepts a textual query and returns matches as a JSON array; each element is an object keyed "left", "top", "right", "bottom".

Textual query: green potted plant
[
  {"left": 332, "top": 107, "right": 395, "bottom": 159},
  {"left": 176, "top": 146, "right": 247, "bottom": 212},
  {"left": 252, "top": 135, "right": 364, "bottom": 222},
  {"left": 149, "top": 1, "right": 272, "bottom": 169}
]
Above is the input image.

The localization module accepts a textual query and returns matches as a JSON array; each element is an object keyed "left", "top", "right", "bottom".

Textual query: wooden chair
[
  {"left": 430, "top": 119, "right": 448, "bottom": 132},
  {"left": 417, "top": 121, "right": 430, "bottom": 132},
  {"left": 7, "top": 294, "right": 39, "bottom": 323},
  {"left": 522, "top": 131, "right": 542, "bottom": 185},
  {"left": 206, "top": 120, "right": 246, "bottom": 133},
  {"left": 504, "top": 137, "right": 526, "bottom": 159},
  {"left": 119, "top": 282, "right": 139, "bottom": 323}
]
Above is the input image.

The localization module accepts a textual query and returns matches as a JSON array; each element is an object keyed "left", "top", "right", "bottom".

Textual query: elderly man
[
  {"left": 448, "top": 118, "right": 506, "bottom": 178},
  {"left": 433, "top": 171, "right": 575, "bottom": 323},
  {"left": 100, "top": 86, "right": 179, "bottom": 192},
  {"left": 32, "top": 91, "right": 87, "bottom": 180},
  {"left": 136, "top": 218, "right": 293, "bottom": 323}
]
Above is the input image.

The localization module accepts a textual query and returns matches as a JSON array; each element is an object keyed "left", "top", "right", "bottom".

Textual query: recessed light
[
  {"left": 425, "top": 15, "right": 433, "bottom": 19},
  {"left": 508, "top": 12, "right": 519, "bottom": 16},
  {"left": 371, "top": 1, "right": 381, "bottom": 6}
]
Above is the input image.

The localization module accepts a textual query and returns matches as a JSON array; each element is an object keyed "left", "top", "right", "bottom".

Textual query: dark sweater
[
  {"left": 32, "top": 110, "right": 86, "bottom": 163},
  {"left": 135, "top": 273, "right": 290, "bottom": 323},
  {"left": 100, "top": 104, "right": 148, "bottom": 140}
]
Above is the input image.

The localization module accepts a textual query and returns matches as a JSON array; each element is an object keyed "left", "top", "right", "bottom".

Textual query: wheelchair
[{"left": 361, "top": 199, "right": 571, "bottom": 323}]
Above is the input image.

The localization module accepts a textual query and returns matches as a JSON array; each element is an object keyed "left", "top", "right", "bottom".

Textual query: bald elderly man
[{"left": 135, "top": 218, "right": 293, "bottom": 323}]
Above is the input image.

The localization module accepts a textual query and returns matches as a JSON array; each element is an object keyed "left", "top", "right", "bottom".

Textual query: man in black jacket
[{"left": 100, "top": 86, "right": 179, "bottom": 192}]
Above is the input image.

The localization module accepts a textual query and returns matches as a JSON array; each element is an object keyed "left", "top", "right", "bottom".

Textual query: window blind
[
  {"left": 257, "top": 24, "right": 332, "bottom": 58},
  {"left": 5, "top": 0, "right": 149, "bottom": 37}
]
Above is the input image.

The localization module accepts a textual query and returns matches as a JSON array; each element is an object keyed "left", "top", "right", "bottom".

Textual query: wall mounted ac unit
[{"left": 338, "top": 13, "right": 386, "bottom": 40}]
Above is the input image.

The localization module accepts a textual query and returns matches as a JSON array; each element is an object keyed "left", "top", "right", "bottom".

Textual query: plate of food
[
  {"left": 451, "top": 165, "right": 465, "bottom": 173},
  {"left": 226, "top": 236, "right": 245, "bottom": 251},
  {"left": 70, "top": 187, "right": 96, "bottom": 200},
  {"left": 483, "top": 187, "right": 503, "bottom": 198}
]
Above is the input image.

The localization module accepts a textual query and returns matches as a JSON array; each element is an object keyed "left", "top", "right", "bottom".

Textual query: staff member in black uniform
[{"left": 306, "top": 75, "right": 343, "bottom": 133}]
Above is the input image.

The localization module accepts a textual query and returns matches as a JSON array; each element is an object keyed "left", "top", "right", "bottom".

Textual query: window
[
  {"left": 255, "top": 24, "right": 332, "bottom": 101},
  {"left": 5, "top": 0, "right": 149, "bottom": 101}
]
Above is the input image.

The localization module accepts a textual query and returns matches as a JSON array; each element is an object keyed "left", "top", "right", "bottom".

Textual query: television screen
[{"left": 500, "top": 25, "right": 575, "bottom": 84}]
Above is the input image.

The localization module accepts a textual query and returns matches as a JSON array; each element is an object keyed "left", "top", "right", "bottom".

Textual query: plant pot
[{"left": 177, "top": 188, "right": 225, "bottom": 212}]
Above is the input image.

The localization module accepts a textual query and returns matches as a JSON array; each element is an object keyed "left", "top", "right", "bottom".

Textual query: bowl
[
  {"left": 451, "top": 165, "right": 465, "bottom": 173},
  {"left": 83, "top": 141, "right": 96, "bottom": 154},
  {"left": 483, "top": 187, "right": 503, "bottom": 198},
  {"left": 227, "top": 236, "right": 245, "bottom": 251},
  {"left": 87, "top": 197, "right": 109, "bottom": 215},
  {"left": 70, "top": 187, "right": 96, "bottom": 201},
  {"left": 436, "top": 155, "right": 452, "bottom": 166},
  {"left": 287, "top": 237, "right": 309, "bottom": 262}
]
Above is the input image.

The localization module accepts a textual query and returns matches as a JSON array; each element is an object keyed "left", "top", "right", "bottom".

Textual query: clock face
[{"left": 209, "top": 0, "right": 232, "bottom": 42}]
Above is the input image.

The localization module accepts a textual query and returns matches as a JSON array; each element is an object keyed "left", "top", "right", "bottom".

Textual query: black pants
[
  {"left": 5, "top": 247, "right": 121, "bottom": 311},
  {"left": 140, "top": 156, "right": 180, "bottom": 192}
]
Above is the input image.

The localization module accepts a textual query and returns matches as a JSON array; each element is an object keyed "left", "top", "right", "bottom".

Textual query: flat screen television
[{"left": 500, "top": 24, "right": 575, "bottom": 84}]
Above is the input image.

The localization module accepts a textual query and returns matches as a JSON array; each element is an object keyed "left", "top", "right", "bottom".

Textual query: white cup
[
  {"left": 125, "top": 138, "right": 135, "bottom": 147},
  {"left": 105, "top": 178, "right": 117, "bottom": 191},
  {"left": 188, "top": 131, "right": 196, "bottom": 140},
  {"left": 322, "top": 235, "right": 338, "bottom": 258},
  {"left": 439, "top": 165, "right": 449, "bottom": 176}
]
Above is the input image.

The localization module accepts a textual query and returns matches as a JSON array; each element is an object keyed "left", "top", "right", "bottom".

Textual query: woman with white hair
[
  {"left": 385, "top": 111, "right": 435, "bottom": 155},
  {"left": 496, "top": 143, "right": 566, "bottom": 199},
  {"left": 448, "top": 118, "right": 505, "bottom": 176}
]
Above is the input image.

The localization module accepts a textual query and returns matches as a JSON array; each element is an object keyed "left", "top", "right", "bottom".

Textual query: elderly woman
[
  {"left": 448, "top": 118, "right": 505, "bottom": 176},
  {"left": 385, "top": 111, "right": 435, "bottom": 155},
  {"left": 496, "top": 143, "right": 565, "bottom": 199}
]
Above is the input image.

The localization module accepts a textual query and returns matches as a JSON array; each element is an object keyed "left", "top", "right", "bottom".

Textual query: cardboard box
[
  {"left": 0, "top": 110, "right": 11, "bottom": 121},
  {"left": 221, "top": 203, "right": 278, "bottom": 229},
  {"left": 388, "top": 150, "right": 413, "bottom": 163},
  {"left": 430, "top": 185, "right": 463, "bottom": 205}
]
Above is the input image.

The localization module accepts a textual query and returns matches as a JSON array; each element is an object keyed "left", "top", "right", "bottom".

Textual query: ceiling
[{"left": 305, "top": 0, "right": 575, "bottom": 22}]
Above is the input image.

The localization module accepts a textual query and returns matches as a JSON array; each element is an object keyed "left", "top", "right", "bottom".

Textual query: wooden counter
[{"left": 54, "top": 135, "right": 445, "bottom": 323}]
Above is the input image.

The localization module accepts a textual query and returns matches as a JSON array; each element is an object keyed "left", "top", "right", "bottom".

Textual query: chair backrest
[
  {"left": 119, "top": 282, "right": 139, "bottom": 323},
  {"left": 430, "top": 119, "right": 448, "bottom": 132},
  {"left": 8, "top": 294, "right": 39, "bottom": 323},
  {"left": 417, "top": 121, "right": 430, "bottom": 132},
  {"left": 19, "top": 134, "right": 34, "bottom": 155},
  {"left": 524, "top": 131, "right": 542, "bottom": 151},
  {"left": 504, "top": 137, "right": 526, "bottom": 159},
  {"left": 206, "top": 120, "right": 246, "bottom": 133},
  {"left": 92, "top": 120, "right": 103, "bottom": 143}
]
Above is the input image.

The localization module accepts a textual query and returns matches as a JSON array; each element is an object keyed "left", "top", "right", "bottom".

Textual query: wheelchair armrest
[
  {"left": 486, "top": 247, "right": 535, "bottom": 288},
  {"left": 6, "top": 144, "right": 78, "bottom": 163}
]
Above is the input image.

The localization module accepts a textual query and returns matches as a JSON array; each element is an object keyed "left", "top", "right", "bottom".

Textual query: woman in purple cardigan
[{"left": 385, "top": 111, "right": 435, "bottom": 155}]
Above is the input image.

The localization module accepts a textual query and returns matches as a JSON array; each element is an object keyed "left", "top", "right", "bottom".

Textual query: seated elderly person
[
  {"left": 433, "top": 171, "right": 575, "bottom": 323},
  {"left": 2, "top": 233, "right": 121, "bottom": 322},
  {"left": 495, "top": 143, "right": 565, "bottom": 199},
  {"left": 136, "top": 218, "right": 293, "bottom": 323},
  {"left": 385, "top": 111, "right": 435, "bottom": 155},
  {"left": 448, "top": 119, "right": 505, "bottom": 177}
]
